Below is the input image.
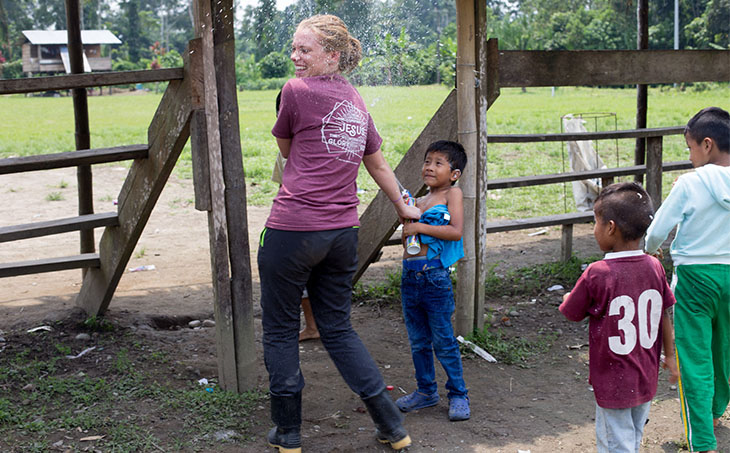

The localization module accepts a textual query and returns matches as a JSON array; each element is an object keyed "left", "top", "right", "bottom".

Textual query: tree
[
  {"left": 253, "top": 0, "right": 279, "bottom": 60},
  {"left": 705, "top": 0, "right": 729, "bottom": 48},
  {"left": 124, "top": 0, "right": 142, "bottom": 62},
  {"left": 259, "top": 50, "right": 292, "bottom": 78}
]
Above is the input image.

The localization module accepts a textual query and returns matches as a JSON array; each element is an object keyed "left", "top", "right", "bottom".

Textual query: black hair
[
  {"left": 424, "top": 141, "right": 467, "bottom": 186},
  {"left": 594, "top": 182, "right": 654, "bottom": 241},
  {"left": 685, "top": 107, "right": 730, "bottom": 153}
]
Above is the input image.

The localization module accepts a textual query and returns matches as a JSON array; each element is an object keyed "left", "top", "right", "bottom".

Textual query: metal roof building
[{"left": 21, "top": 30, "right": 121, "bottom": 74}]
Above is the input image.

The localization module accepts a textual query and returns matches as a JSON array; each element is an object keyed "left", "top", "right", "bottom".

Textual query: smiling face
[
  {"left": 422, "top": 150, "right": 460, "bottom": 189},
  {"left": 290, "top": 27, "right": 340, "bottom": 78}
]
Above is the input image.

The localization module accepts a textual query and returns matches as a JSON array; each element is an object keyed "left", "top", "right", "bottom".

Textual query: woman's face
[{"left": 291, "top": 27, "right": 340, "bottom": 78}]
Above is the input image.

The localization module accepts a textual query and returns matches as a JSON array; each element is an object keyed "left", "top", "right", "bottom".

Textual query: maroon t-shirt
[
  {"left": 559, "top": 250, "right": 675, "bottom": 409},
  {"left": 268, "top": 74, "right": 382, "bottom": 231}
]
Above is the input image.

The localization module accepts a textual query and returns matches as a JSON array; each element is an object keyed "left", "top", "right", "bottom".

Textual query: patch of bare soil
[{"left": 1, "top": 166, "right": 728, "bottom": 452}]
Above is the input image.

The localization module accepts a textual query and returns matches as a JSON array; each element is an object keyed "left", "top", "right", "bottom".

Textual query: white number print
[{"left": 607, "top": 289, "right": 663, "bottom": 355}]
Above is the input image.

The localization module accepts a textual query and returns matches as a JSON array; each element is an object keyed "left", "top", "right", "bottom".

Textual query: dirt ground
[{"left": 2, "top": 166, "right": 728, "bottom": 452}]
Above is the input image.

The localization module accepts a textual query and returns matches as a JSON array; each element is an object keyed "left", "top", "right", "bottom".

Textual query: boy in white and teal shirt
[{"left": 645, "top": 106, "right": 730, "bottom": 453}]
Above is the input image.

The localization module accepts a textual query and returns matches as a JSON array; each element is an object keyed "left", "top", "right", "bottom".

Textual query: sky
[{"left": 238, "top": 0, "right": 297, "bottom": 11}]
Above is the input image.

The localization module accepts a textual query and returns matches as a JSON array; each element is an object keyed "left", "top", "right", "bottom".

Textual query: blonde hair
[{"left": 297, "top": 14, "right": 362, "bottom": 73}]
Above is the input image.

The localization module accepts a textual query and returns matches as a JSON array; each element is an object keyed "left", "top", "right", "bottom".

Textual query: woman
[{"left": 258, "top": 14, "right": 420, "bottom": 453}]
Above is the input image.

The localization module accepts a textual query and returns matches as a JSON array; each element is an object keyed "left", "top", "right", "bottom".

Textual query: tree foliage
[{"left": 0, "top": 0, "right": 726, "bottom": 85}]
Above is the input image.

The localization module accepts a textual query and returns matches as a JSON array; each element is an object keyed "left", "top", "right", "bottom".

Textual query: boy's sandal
[
  {"left": 395, "top": 391, "right": 439, "bottom": 412},
  {"left": 448, "top": 397, "right": 470, "bottom": 421}
]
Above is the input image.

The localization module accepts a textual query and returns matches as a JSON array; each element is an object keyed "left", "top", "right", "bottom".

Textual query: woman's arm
[
  {"left": 362, "top": 150, "right": 420, "bottom": 220},
  {"left": 276, "top": 137, "right": 292, "bottom": 159}
]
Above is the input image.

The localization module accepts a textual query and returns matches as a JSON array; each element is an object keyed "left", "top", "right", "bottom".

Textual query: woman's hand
[{"left": 395, "top": 200, "right": 421, "bottom": 222}]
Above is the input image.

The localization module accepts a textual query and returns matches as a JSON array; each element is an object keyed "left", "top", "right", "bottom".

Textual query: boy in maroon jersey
[{"left": 560, "top": 182, "right": 678, "bottom": 453}]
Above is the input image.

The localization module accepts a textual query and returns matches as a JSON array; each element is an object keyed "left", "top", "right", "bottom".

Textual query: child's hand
[
  {"left": 563, "top": 292, "right": 571, "bottom": 302},
  {"left": 662, "top": 354, "right": 680, "bottom": 384},
  {"left": 647, "top": 248, "right": 664, "bottom": 260},
  {"left": 403, "top": 221, "right": 420, "bottom": 236}
]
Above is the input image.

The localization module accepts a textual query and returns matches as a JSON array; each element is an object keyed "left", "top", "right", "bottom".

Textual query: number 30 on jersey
[{"left": 608, "top": 289, "right": 663, "bottom": 355}]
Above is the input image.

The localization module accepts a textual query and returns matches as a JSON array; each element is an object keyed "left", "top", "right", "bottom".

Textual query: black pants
[{"left": 257, "top": 227, "right": 385, "bottom": 398}]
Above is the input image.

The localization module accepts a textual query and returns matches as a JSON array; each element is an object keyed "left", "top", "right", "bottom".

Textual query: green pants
[{"left": 674, "top": 264, "right": 730, "bottom": 452}]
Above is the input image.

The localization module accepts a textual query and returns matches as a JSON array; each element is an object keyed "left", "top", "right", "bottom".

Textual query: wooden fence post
[
  {"left": 65, "top": 0, "right": 94, "bottom": 277},
  {"left": 645, "top": 136, "right": 663, "bottom": 209},
  {"left": 212, "top": 0, "right": 257, "bottom": 391},
  {"left": 634, "top": 0, "right": 649, "bottom": 184},
  {"left": 191, "top": 0, "right": 242, "bottom": 392},
  {"left": 455, "top": 0, "right": 477, "bottom": 336},
  {"left": 473, "top": 4, "right": 491, "bottom": 333}
]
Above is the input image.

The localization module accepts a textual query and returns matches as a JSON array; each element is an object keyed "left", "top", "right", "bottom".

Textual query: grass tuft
[
  {"left": 484, "top": 256, "right": 600, "bottom": 298},
  {"left": 464, "top": 325, "right": 556, "bottom": 366}
]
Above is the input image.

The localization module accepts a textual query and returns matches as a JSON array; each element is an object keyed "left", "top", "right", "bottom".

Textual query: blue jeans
[
  {"left": 595, "top": 401, "right": 651, "bottom": 453},
  {"left": 258, "top": 227, "right": 385, "bottom": 399},
  {"left": 401, "top": 263, "right": 467, "bottom": 399}
]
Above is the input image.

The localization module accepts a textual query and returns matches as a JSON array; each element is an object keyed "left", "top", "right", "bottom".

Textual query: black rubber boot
[
  {"left": 362, "top": 389, "right": 412, "bottom": 450},
  {"left": 268, "top": 392, "right": 302, "bottom": 453}
]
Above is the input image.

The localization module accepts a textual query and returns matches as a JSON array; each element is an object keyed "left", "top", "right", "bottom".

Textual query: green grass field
[{"left": 1, "top": 84, "right": 727, "bottom": 216}]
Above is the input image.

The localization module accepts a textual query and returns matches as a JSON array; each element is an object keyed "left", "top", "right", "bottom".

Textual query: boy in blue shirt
[
  {"left": 645, "top": 106, "right": 730, "bottom": 453},
  {"left": 397, "top": 140, "right": 470, "bottom": 421}
]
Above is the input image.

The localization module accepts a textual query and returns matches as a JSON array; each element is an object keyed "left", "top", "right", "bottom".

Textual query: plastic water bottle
[{"left": 404, "top": 191, "right": 421, "bottom": 255}]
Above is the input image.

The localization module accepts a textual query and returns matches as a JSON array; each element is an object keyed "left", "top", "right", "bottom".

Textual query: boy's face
[
  {"left": 422, "top": 151, "right": 460, "bottom": 187},
  {"left": 685, "top": 133, "right": 712, "bottom": 168},
  {"left": 592, "top": 209, "right": 616, "bottom": 253}
]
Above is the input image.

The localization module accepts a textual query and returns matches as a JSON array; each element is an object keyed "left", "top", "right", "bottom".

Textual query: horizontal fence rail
[
  {"left": 0, "top": 145, "right": 148, "bottom": 175},
  {"left": 0, "top": 212, "right": 119, "bottom": 243},
  {"left": 0, "top": 68, "right": 184, "bottom": 95},
  {"left": 0, "top": 253, "right": 100, "bottom": 278},
  {"left": 488, "top": 126, "right": 685, "bottom": 143},
  {"left": 498, "top": 50, "right": 730, "bottom": 87},
  {"left": 489, "top": 161, "right": 692, "bottom": 190}
]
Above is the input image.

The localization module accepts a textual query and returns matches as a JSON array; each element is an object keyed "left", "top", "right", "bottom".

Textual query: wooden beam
[
  {"left": 75, "top": 78, "right": 192, "bottom": 316},
  {"left": 0, "top": 145, "right": 148, "bottom": 175},
  {"left": 0, "top": 68, "right": 184, "bottom": 95},
  {"left": 0, "top": 212, "right": 118, "bottom": 243},
  {"left": 355, "top": 90, "right": 458, "bottom": 283},
  {"left": 635, "top": 0, "right": 649, "bottom": 184},
  {"left": 455, "top": 0, "right": 478, "bottom": 336},
  {"left": 473, "top": 8, "right": 491, "bottom": 332},
  {"left": 488, "top": 126, "right": 684, "bottom": 143},
  {"left": 192, "top": 0, "right": 241, "bottom": 392},
  {"left": 498, "top": 50, "right": 730, "bottom": 87},
  {"left": 487, "top": 212, "right": 595, "bottom": 233},
  {"left": 488, "top": 160, "right": 692, "bottom": 190},
  {"left": 188, "top": 39, "right": 212, "bottom": 212},
  {"left": 213, "top": 0, "right": 258, "bottom": 391},
  {"left": 65, "top": 0, "right": 94, "bottom": 273},
  {"left": 485, "top": 38, "right": 500, "bottom": 109},
  {"left": 645, "top": 136, "right": 664, "bottom": 209},
  {"left": 561, "top": 224, "right": 574, "bottom": 262},
  {"left": 0, "top": 253, "right": 100, "bottom": 278}
]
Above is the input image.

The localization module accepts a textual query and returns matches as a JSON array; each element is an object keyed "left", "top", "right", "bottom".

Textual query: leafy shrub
[
  {"left": 240, "top": 77, "right": 288, "bottom": 91},
  {"left": 0, "top": 60, "right": 23, "bottom": 79},
  {"left": 259, "top": 51, "right": 292, "bottom": 79},
  {"left": 160, "top": 49, "right": 183, "bottom": 68},
  {"left": 112, "top": 59, "right": 147, "bottom": 72}
]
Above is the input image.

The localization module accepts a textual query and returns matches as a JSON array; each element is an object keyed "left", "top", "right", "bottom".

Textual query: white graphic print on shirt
[{"left": 321, "top": 100, "right": 368, "bottom": 165}]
